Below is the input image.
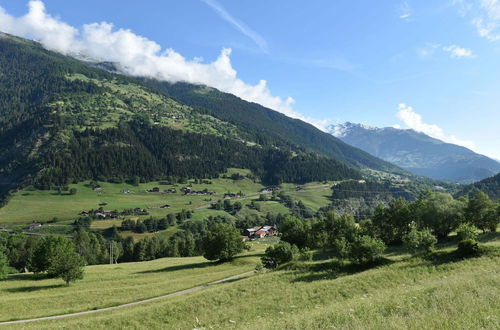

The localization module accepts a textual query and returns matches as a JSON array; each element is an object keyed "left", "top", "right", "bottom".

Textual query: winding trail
[{"left": 0, "top": 271, "right": 255, "bottom": 326}]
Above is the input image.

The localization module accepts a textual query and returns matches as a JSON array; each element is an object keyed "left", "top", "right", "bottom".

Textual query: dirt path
[{"left": 0, "top": 271, "right": 255, "bottom": 326}]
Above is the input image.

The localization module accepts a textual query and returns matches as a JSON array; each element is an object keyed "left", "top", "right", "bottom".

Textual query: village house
[
  {"left": 28, "top": 223, "right": 42, "bottom": 230},
  {"left": 245, "top": 225, "right": 278, "bottom": 240},
  {"left": 93, "top": 185, "right": 103, "bottom": 192},
  {"left": 95, "top": 211, "right": 118, "bottom": 219}
]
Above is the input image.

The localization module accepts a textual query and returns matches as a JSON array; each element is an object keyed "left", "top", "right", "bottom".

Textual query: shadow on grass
[
  {"left": 288, "top": 258, "right": 393, "bottom": 283},
  {"left": 5, "top": 273, "right": 48, "bottom": 281},
  {"left": 477, "top": 231, "right": 499, "bottom": 243},
  {"left": 137, "top": 261, "right": 216, "bottom": 274},
  {"left": 4, "top": 284, "right": 65, "bottom": 293},
  {"left": 137, "top": 254, "right": 256, "bottom": 274},
  {"left": 406, "top": 245, "right": 500, "bottom": 268}
]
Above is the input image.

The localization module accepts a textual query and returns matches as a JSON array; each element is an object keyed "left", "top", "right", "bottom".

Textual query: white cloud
[
  {"left": 399, "top": 1, "right": 413, "bottom": 20},
  {"left": 0, "top": 1, "right": 332, "bottom": 129},
  {"left": 454, "top": 0, "right": 500, "bottom": 41},
  {"left": 418, "top": 43, "right": 475, "bottom": 59},
  {"left": 200, "top": 0, "right": 268, "bottom": 53},
  {"left": 396, "top": 104, "right": 476, "bottom": 150},
  {"left": 442, "top": 44, "right": 475, "bottom": 58}
]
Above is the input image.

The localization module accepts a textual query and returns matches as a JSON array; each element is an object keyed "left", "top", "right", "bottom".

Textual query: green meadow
[
  {"left": 0, "top": 168, "right": 335, "bottom": 230},
  {"left": 0, "top": 249, "right": 264, "bottom": 322},
  {"left": 2, "top": 234, "right": 499, "bottom": 329}
]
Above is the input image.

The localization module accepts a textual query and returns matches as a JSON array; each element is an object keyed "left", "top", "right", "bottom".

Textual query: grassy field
[
  {"left": 0, "top": 176, "right": 263, "bottom": 226},
  {"left": 0, "top": 248, "right": 265, "bottom": 322},
  {"left": 1, "top": 234, "right": 499, "bottom": 329},
  {"left": 0, "top": 169, "right": 336, "bottom": 229}
]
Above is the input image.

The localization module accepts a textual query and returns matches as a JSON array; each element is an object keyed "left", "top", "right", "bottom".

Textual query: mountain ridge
[
  {"left": 0, "top": 33, "right": 411, "bottom": 202},
  {"left": 329, "top": 122, "right": 500, "bottom": 183}
]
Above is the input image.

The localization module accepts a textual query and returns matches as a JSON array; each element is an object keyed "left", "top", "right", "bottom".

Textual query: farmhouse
[
  {"left": 95, "top": 211, "right": 118, "bottom": 219},
  {"left": 28, "top": 223, "right": 42, "bottom": 230},
  {"left": 245, "top": 225, "right": 278, "bottom": 239}
]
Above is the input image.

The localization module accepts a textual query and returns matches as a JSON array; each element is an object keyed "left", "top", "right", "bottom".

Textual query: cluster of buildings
[
  {"left": 146, "top": 187, "right": 177, "bottom": 194},
  {"left": 181, "top": 187, "right": 215, "bottom": 196},
  {"left": 243, "top": 225, "right": 277, "bottom": 240}
]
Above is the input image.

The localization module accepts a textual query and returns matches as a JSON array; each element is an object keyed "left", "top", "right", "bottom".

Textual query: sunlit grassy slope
[
  {"left": 0, "top": 169, "right": 335, "bottom": 227},
  {"left": 0, "top": 249, "right": 266, "bottom": 322},
  {"left": 2, "top": 235, "right": 499, "bottom": 329}
]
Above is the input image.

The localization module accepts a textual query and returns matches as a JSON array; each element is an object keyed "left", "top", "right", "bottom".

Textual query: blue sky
[{"left": 0, "top": 0, "right": 499, "bottom": 159}]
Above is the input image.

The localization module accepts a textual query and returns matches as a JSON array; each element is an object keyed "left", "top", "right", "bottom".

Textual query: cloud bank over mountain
[{"left": 0, "top": 1, "right": 328, "bottom": 127}]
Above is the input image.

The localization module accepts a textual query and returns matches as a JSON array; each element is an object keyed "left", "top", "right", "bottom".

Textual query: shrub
[
  {"left": 403, "top": 227, "right": 437, "bottom": 255},
  {"left": 255, "top": 262, "right": 264, "bottom": 272},
  {"left": 348, "top": 235, "right": 386, "bottom": 264},
  {"left": 298, "top": 248, "right": 313, "bottom": 261},
  {"left": 261, "top": 241, "right": 298, "bottom": 269},
  {"left": 456, "top": 239, "right": 482, "bottom": 258},
  {"left": 332, "top": 237, "right": 350, "bottom": 260},
  {"left": 456, "top": 223, "right": 479, "bottom": 241},
  {"left": 69, "top": 188, "right": 77, "bottom": 195}
]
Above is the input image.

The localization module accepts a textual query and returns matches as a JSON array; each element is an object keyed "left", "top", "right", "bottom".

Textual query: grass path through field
[{"left": 0, "top": 271, "right": 255, "bottom": 326}]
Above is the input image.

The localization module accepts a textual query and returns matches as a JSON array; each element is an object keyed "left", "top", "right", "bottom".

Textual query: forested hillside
[
  {"left": 1, "top": 32, "right": 398, "bottom": 204},
  {"left": 142, "top": 81, "right": 405, "bottom": 174},
  {"left": 456, "top": 173, "right": 500, "bottom": 199}
]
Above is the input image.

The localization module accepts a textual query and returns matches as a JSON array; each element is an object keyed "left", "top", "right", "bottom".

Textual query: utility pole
[{"left": 109, "top": 242, "right": 113, "bottom": 265}]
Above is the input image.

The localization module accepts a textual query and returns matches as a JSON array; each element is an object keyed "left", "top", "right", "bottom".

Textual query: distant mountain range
[{"left": 329, "top": 122, "right": 500, "bottom": 183}]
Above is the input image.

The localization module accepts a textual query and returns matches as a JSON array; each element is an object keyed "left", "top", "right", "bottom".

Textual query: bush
[
  {"left": 348, "top": 235, "right": 386, "bottom": 264},
  {"left": 298, "top": 248, "right": 313, "bottom": 261},
  {"left": 456, "top": 239, "right": 482, "bottom": 258},
  {"left": 261, "top": 241, "right": 298, "bottom": 269},
  {"left": 69, "top": 188, "right": 77, "bottom": 195},
  {"left": 456, "top": 223, "right": 479, "bottom": 241},
  {"left": 332, "top": 237, "right": 350, "bottom": 260},
  {"left": 403, "top": 227, "right": 437, "bottom": 255}
]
